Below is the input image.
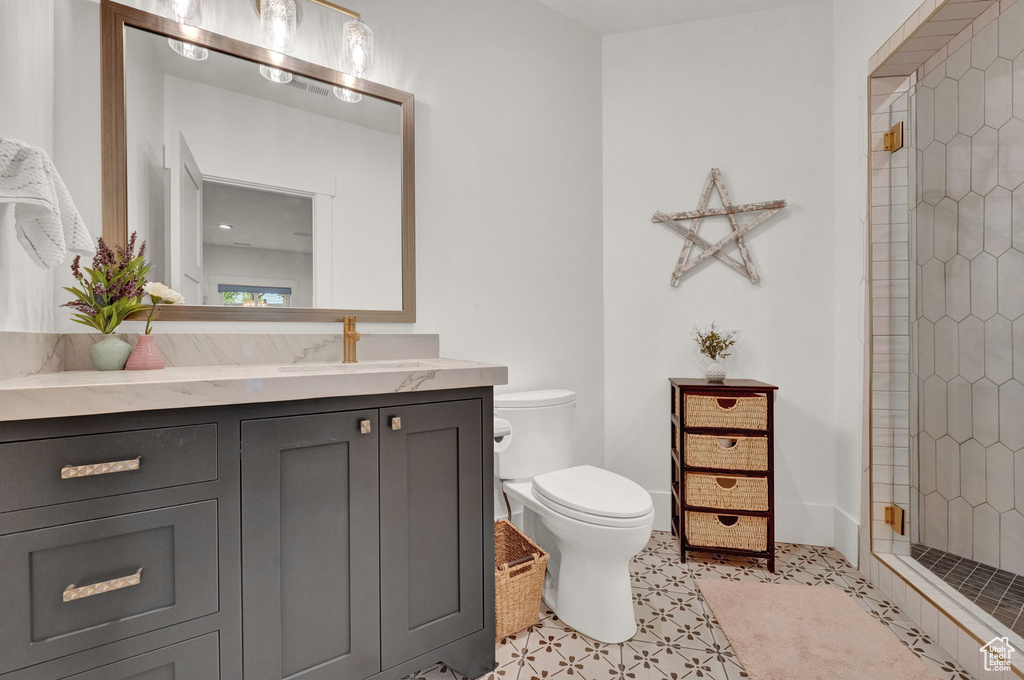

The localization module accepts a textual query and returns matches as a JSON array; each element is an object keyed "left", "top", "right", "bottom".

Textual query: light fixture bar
[
  {"left": 307, "top": 0, "right": 360, "bottom": 20},
  {"left": 256, "top": 0, "right": 359, "bottom": 20}
]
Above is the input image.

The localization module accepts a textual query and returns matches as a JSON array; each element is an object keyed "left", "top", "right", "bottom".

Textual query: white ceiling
[
  {"left": 533, "top": 0, "right": 823, "bottom": 36},
  {"left": 203, "top": 182, "right": 314, "bottom": 254}
]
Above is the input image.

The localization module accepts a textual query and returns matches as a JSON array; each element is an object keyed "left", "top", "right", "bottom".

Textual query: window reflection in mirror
[{"left": 123, "top": 25, "right": 403, "bottom": 311}]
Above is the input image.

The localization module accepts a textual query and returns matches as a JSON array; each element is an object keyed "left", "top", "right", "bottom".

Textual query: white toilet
[{"left": 494, "top": 389, "right": 654, "bottom": 644}]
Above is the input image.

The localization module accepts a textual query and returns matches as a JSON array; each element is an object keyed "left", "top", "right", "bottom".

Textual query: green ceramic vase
[{"left": 91, "top": 335, "right": 132, "bottom": 371}]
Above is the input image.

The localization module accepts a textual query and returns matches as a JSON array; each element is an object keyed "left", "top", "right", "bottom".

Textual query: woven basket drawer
[
  {"left": 685, "top": 472, "right": 768, "bottom": 512},
  {"left": 684, "top": 394, "right": 767, "bottom": 430},
  {"left": 682, "top": 433, "right": 768, "bottom": 471},
  {"left": 685, "top": 511, "right": 767, "bottom": 552}
]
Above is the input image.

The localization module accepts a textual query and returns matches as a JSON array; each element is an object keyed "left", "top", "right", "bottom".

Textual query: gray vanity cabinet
[
  {"left": 61, "top": 633, "right": 219, "bottom": 680},
  {"left": 241, "top": 410, "right": 381, "bottom": 680},
  {"left": 0, "top": 387, "right": 495, "bottom": 680},
  {"left": 239, "top": 396, "right": 494, "bottom": 680},
  {"left": 379, "top": 400, "right": 484, "bottom": 669}
]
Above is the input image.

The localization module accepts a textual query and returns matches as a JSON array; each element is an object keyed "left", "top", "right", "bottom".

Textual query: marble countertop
[{"left": 0, "top": 358, "right": 508, "bottom": 422}]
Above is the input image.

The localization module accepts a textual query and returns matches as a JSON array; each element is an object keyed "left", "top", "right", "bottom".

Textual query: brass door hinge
[
  {"left": 884, "top": 122, "right": 904, "bottom": 152},
  {"left": 884, "top": 504, "right": 905, "bottom": 535}
]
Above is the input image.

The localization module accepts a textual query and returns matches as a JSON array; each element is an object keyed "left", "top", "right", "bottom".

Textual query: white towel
[{"left": 0, "top": 138, "right": 94, "bottom": 269}]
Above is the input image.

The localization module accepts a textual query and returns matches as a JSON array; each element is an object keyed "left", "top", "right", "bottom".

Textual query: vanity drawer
[
  {"left": 685, "top": 511, "right": 767, "bottom": 552},
  {"left": 684, "top": 472, "right": 768, "bottom": 512},
  {"left": 0, "top": 424, "right": 218, "bottom": 513},
  {"left": 0, "top": 501, "right": 219, "bottom": 674},
  {"left": 681, "top": 432, "right": 768, "bottom": 471},
  {"left": 683, "top": 394, "right": 767, "bottom": 431},
  {"left": 63, "top": 633, "right": 219, "bottom": 680}
]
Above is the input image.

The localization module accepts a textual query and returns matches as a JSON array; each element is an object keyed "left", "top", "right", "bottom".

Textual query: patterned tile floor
[{"left": 404, "top": 532, "right": 976, "bottom": 680}]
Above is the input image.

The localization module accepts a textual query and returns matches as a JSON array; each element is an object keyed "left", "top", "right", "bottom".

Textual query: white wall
[
  {"left": 39, "top": 0, "right": 607, "bottom": 466},
  {"left": 831, "top": 0, "right": 927, "bottom": 563},
  {"left": 602, "top": 2, "right": 838, "bottom": 541},
  {"left": 0, "top": 0, "right": 58, "bottom": 332}
]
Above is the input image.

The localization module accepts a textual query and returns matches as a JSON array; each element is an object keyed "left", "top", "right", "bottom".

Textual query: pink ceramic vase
[{"left": 126, "top": 334, "right": 165, "bottom": 370}]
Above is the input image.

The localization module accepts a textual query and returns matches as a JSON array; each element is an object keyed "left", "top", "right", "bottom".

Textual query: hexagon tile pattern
[{"left": 910, "top": 0, "right": 1024, "bottom": 578}]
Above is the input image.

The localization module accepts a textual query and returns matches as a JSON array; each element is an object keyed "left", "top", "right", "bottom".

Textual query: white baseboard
[
  {"left": 833, "top": 505, "right": 860, "bottom": 566},
  {"left": 774, "top": 501, "right": 835, "bottom": 547},
  {"left": 651, "top": 490, "right": 672, "bottom": 532}
]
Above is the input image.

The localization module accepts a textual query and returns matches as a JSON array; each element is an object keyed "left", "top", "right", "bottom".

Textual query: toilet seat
[{"left": 530, "top": 465, "right": 654, "bottom": 528}]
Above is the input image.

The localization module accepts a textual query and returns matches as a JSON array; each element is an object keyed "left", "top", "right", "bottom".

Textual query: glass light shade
[
  {"left": 161, "top": 0, "right": 202, "bottom": 24},
  {"left": 333, "top": 87, "right": 362, "bottom": 103},
  {"left": 260, "top": 0, "right": 297, "bottom": 54},
  {"left": 168, "top": 39, "right": 208, "bottom": 60},
  {"left": 260, "top": 64, "right": 293, "bottom": 84},
  {"left": 162, "top": 0, "right": 206, "bottom": 60},
  {"left": 342, "top": 19, "right": 373, "bottom": 78}
]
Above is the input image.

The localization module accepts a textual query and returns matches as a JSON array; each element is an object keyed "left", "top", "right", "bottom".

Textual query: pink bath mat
[{"left": 698, "top": 580, "right": 940, "bottom": 680}]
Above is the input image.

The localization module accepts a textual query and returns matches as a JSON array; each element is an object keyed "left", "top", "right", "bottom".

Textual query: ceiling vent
[{"left": 285, "top": 75, "right": 331, "bottom": 97}]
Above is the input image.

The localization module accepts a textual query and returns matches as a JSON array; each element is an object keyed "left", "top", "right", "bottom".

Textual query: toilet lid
[{"left": 532, "top": 465, "right": 654, "bottom": 519}]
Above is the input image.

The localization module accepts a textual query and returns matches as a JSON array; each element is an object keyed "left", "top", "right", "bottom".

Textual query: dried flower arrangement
[
  {"left": 691, "top": 321, "right": 738, "bottom": 361},
  {"left": 62, "top": 233, "right": 150, "bottom": 334}
]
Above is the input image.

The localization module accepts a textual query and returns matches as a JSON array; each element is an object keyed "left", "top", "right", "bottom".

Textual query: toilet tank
[{"left": 494, "top": 389, "right": 575, "bottom": 481}]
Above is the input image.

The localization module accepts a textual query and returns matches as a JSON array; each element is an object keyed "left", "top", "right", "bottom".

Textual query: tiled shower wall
[
  {"left": 865, "top": 2, "right": 1024, "bottom": 674},
  {"left": 909, "top": 0, "right": 1024, "bottom": 575}
]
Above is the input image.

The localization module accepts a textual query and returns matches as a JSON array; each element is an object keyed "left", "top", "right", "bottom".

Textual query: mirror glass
[{"left": 123, "top": 26, "right": 403, "bottom": 311}]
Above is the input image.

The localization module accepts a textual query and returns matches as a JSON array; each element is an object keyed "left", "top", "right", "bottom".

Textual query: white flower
[{"left": 143, "top": 282, "right": 185, "bottom": 305}]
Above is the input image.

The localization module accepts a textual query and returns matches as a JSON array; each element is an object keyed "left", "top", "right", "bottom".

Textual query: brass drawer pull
[
  {"left": 360, "top": 419, "right": 372, "bottom": 434},
  {"left": 63, "top": 568, "right": 143, "bottom": 602},
  {"left": 391, "top": 417, "right": 402, "bottom": 431},
  {"left": 61, "top": 457, "right": 141, "bottom": 479}
]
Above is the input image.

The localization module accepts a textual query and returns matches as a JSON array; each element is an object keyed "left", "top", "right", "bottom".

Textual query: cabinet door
[
  {"left": 241, "top": 411, "right": 380, "bottom": 680},
  {"left": 379, "top": 400, "right": 483, "bottom": 669}
]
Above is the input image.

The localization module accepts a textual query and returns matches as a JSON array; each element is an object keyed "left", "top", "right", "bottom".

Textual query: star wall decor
[{"left": 651, "top": 168, "right": 787, "bottom": 286}]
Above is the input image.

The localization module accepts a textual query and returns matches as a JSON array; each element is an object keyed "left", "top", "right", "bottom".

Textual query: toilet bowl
[
  {"left": 494, "top": 390, "right": 654, "bottom": 644},
  {"left": 503, "top": 465, "right": 654, "bottom": 643}
]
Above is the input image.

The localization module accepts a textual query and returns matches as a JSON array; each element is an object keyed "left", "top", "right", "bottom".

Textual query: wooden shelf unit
[{"left": 669, "top": 378, "right": 779, "bottom": 572}]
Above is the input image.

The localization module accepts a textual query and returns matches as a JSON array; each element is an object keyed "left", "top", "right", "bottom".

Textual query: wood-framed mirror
[{"left": 101, "top": 0, "right": 415, "bottom": 323}]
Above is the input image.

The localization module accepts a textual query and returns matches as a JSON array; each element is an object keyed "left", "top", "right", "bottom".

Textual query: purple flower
[{"left": 63, "top": 231, "right": 151, "bottom": 334}]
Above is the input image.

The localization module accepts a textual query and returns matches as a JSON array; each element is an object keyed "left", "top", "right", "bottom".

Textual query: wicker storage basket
[
  {"left": 684, "top": 394, "right": 767, "bottom": 430},
  {"left": 681, "top": 433, "right": 769, "bottom": 471},
  {"left": 685, "top": 472, "right": 769, "bottom": 512},
  {"left": 685, "top": 511, "right": 768, "bottom": 552},
  {"left": 494, "top": 520, "right": 549, "bottom": 640}
]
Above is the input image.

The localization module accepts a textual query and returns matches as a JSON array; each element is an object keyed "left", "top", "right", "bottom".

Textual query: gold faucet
[{"left": 343, "top": 316, "right": 360, "bottom": 363}]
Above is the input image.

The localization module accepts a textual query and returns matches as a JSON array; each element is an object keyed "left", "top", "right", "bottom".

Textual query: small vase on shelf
[
  {"left": 91, "top": 335, "right": 133, "bottom": 371},
  {"left": 126, "top": 334, "right": 165, "bottom": 370},
  {"left": 705, "top": 361, "right": 726, "bottom": 384}
]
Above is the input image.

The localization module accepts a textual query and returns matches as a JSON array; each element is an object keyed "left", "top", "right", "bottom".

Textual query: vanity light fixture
[
  {"left": 257, "top": 0, "right": 297, "bottom": 83},
  {"left": 334, "top": 9, "right": 374, "bottom": 103},
  {"left": 160, "top": 0, "right": 208, "bottom": 60},
  {"left": 254, "top": 0, "right": 374, "bottom": 101},
  {"left": 218, "top": 224, "right": 233, "bottom": 230}
]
